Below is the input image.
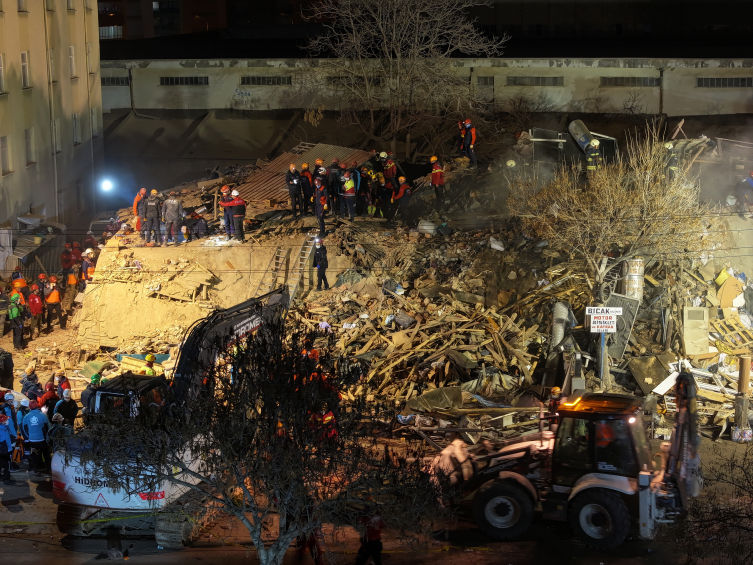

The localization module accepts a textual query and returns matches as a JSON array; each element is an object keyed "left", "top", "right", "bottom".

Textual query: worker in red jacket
[
  {"left": 383, "top": 157, "right": 397, "bottom": 190},
  {"left": 462, "top": 119, "right": 477, "bottom": 169},
  {"left": 60, "top": 244, "right": 73, "bottom": 272},
  {"left": 132, "top": 187, "right": 147, "bottom": 235},
  {"left": 219, "top": 190, "right": 246, "bottom": 242},
  {"left": 70, "top": 242, "right": 83, "bottom": 264},
  {"left": 26, "top": 285, "right": 45, "bottom": 340},
  {"left": 299, "top": 163, "right": 314, "bottom": 216},
  {"left": 391, "top": 176, "right": 411, "bottom": 222},
  {"left": 429, "top": 156, "right": 445, "bottom": 210}
]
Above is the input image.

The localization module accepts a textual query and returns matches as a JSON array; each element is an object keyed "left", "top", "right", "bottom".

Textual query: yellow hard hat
[
  {"left": 506, "top": 159, "right": 516, "bottom": 168},
  {"left": 664, "top": 142, "right": 673, "bottom": 150},
  {"left": 551, "top": 386, "right": 561, "bottom": 395},
  {"left": 398, "top": 176, "right": 406, "bottom": 183},
  {"left": 151, "top": 189, "right": 158, "bottom": 195},
  {"left": 145, "top": 353, "right": 156, "bottom": 362},
  {"left": 302, "top": 163, "right": 309, "bottom": 170},
  {"left": 430, "top": 156, "right": 438, "bottom": 163}
]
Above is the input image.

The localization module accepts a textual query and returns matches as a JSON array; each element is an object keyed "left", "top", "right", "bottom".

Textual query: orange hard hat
[
  {"left": 14, "top": 266, "right": 20, "bottom": 271},
  {"left": 351, "top": 161, "right": 357, "bottom": 166},
  {"left": 399, "top": 176, "right": 406, "bottom": 183},
  {"left": 64, "top": 242, "right": 72, "bottom": 248},
  {"left": 315, "top": 158, "right": 323, "bottom": 165},
  {"left": 30, "top": 284, "right": 39, "bottom": 291},
  {"left": 302, "top": 163, "right": 309, "bottom": 170},
  {"left": 50, "top": 275, "right": 58, "bottom": 283},
  {"left": 289, "top": 163, "right": 296, "bottom": 170},
  {"left": 464, "top": 119, "right": 472, "bottom": 125},
  {"left": 221, "top": 185, "right": 230, "bottom": 193},
  {"left": 38, "top": 274, "right": 47, "bottom": 279},
  {"left": 430, "top": 156, "right": 438, "bottom": 162}
]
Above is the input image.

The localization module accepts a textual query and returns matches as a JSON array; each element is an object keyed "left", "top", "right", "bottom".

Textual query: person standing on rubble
[
  {"left": 391, "top": 176, "right": 411, "bottom": 223},
  {"left": 300, "top": 163, "right": 314, "bottom": 216},
  {"left": 342, "top": 171, "right": 357, "bottom": 221},
  {"left": 219, "top": 185, "right": 235, "bottom": 240},
  {"left": 383, "top": 155, "right": 398, "bottom": 192},
  {"left": 327, "top": 159, "right": 342, "bottom": 216},
  {"left": 665, "top": 142, "right": 679, "bottom": 182},
  {"left": 462, "top": 119, "right": 477, "bottom": 169},
  {"left": 313, "top": 178, "right": 329, "bottom": 238},
  {"left": 8, "top": 294, "right": 24, "bottom": 351},
  {"left": 133, "top": 188, "right": 147, "bottom": 238},
  {"left": 586, "top": 139, "right": 602, "bottom": 173},
  {"left": 81, "top": 374, "right": 101, "bottom": 417},
  {"left": 81, "top": 251, "right": 95, "bottom": 290},
  {"left": 44, "top": 276, "right": 65, "bottom": 332},
  {"left": 286, "top": 163, "right": 303, "bottom": 219},
  {"left": 140, "top": 189, "right": 163, "bottom": 245},
  {"left": 27, "top": 284, "right": 44, "bottom": 340},
  {"left": 54, "top": 389, "right": 78, "bottom": 426},
  {"left": 71, "top": 241, "right": 83, "bottom": 265},
  {"left": 62, "top": 263, "right": 80, "bottom": 313},
  {"left": 735, "top": 171, "right": 753, "bottom": 219},
  {"left": 162, "top": 191, "right": 185, "bottom": 245},
  {"left": 60, "top": 243, "right": 73, "bottom": 274},
  {"left": 313, "top": 238, "right": 329, "bottom": 291},
  {"left": 219, "top": 190, "right": 247, "bottom": 242},
  {"left": 429, "top": 156, "right": 445, "bottom": 211}
]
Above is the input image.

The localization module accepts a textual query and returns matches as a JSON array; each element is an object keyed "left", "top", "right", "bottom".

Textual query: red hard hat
[
  {"left": 351, "top": 161, "right": 357, "bottom": 166},
  {"left": 464, "top": 119, "right": 472, "bottom": 125},
  {"left": 50, "top": 275, "right": 58, "bottom": 283},
  {"left": 64, "top": 243, "right": 71, "bottom": 248},
  {"left": 14, "top": 266, "right": 20, "bottom": 271},
  {"left": 45, "top": 383, "right": 54, "bottom": 391},
  {"left": 73, "top": 242, "right": 80, "bottom": 247},
  {"left": 30, "top": 284, "right": 38, "bottom": 291},
  {"left": 38, "top": 274, "right": 47, "bottom": 279},
  {"left": 221, "top": 185, "right": 230, "bottom": 193},
  {"left": 343, "top": 171, "right": 351, "bottom": 178}
]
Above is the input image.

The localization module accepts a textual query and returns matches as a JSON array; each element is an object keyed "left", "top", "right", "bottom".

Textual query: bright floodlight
[{"left": 101, "top": 180, "right": 113, "bottom": 191}]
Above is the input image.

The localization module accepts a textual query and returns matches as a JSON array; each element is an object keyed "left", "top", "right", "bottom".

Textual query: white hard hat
[
  {"left": 84, "top": 248, "right": 94, "bottom": 254},
  {"left": 4, "top": 392, "right": 14, "bottom": 400},
  {"left": 231, "top": 190, "right": 239, "bottom": 196},
  {"left": 21, "top": 398, "right": 29, "bottom": 407},
  {"left": 506, "top": 159, "right": 516, "bottom": 168},
  {"left": 665, "top": 142, "right": 673, "bottom": 149},
  {"left": 86, "top": 230, "right": 93, "bottom": 235},
  {"left": 63, "top": 389, "right": 72, "bottom": 399},
  {"left": 379, "top": 152, "right": 387, "bottom": 159},
  {"left": 591, "top": 139, "right": 600, "bottom": 147}
]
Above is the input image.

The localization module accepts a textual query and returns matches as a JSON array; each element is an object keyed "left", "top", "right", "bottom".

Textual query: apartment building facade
[{"left": 0, "top": 0, "right": 104, "bottom": 230}]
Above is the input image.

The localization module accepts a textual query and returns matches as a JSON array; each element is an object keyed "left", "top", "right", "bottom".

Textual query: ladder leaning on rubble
[
  {"left": 285, "top": 231, "right": 318, "bottom": 303},
  {"left": 253, "top": 246, "right": 290, "bottom": 297}
]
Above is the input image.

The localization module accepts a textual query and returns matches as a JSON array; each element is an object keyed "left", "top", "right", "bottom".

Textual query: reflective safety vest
[
  {"left": 140, "top": 366, "right": 156, "bottom": 376},
  {"left": 87, "top": 264, "right": 95, "bottom": 279},
  {"left": 343, "top": 178, "right": 355, "bottom": 196},
  {"left": 67, "top": 272, "right": 78, "bottom": 286},
  {"left": 586, "top": 147, "right": 601, "bottom": 171},
  {"left": 45, "top": 289, "right": 61, "bottom": 304}
]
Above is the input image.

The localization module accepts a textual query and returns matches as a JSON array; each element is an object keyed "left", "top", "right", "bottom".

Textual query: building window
[
  {"left": 600, "top": 76, "right": 660, "bottom": 87},
  {"left": 86, "top": 42, "right": 93, "bottom": 74},
  {"left": 17, "top": 0, "right": 26, "bottom": 11},
  {"left": 477, "top": 76, "right": 494, "bottom": 87},
  {"left": 67, "top": 0, "right": 74, "bottom": 9},
  {"left": 20, "top": 51, "right": 30, "bottom": 88},
  {"left": 240, "top": 76, "right": 292, "bottom": 86},
  {"left": 506, "top": 76, "right": 564, "bottom": 87},
  {"left": 52, "top": 118, "right": 61, "bottom": 153},
  {"left": 159, "top": 76, "right": 209, "bottom": 86},
  {"left": 697, "top": 77, "right": 753, "bottom": 88},
  {"left": 0, "top": 55, "right": 5, "bottom": 93},
  {"left": 24, "top": 127, "right": 35, "bottom": 165},
  {"left": 0, "top": 136, "right": 11, "bottom": 175},
  {"left": 48, "top": 49, "right": 55, "bottom": 82},
  {"left": 72, "top": 112, "right": 81, "bottom": 144},
  {"left": 90, "top": 107, "right": 98, "bottom": 137},
  {"left": 69, "top": 45, "right": 76, "bottom": 78},
  {"left": 85, "top": 0, "right": 92, "bottom": 10},
  {"left": 101, "top": 76, "right": 129, "bottom": 86},
  {"left": 45, "top": 0, "right": 54, "bottom": 10},
  {"left": 100, "top": 26, "right": 123, "bottom": 39}
]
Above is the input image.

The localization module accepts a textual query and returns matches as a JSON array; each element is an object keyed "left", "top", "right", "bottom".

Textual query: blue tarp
[{"left": 116, "top": 353, "right": 170, "bottom": 363}]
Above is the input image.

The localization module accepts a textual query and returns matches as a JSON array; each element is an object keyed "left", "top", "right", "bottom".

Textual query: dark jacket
[
  {"left": 285, "top": 170, "right": 301, "bottom": 195},
  {"left": 220, "top": 197, "right": 247, "bottom": 217},
  {"left": 300, "top": 170, "right": 314, "bottom": 195},
  {"left": 162, "top": 197, "right": 184, "bottom": 222},
  {"left": 313, "top": 246, "right": 328, "bottom": 269},
  {"left": 47, "top": 423, "right": 73, "bottom": 452},
  {"left": 141, "top": 195, "right": 162, "bottom": 219},
  {"left": 80, "top": 384, "right": 97, "bottom": 414},
  {"left": 54, "top": 398, "right": 79, "bottom": 425},
  {"left": 192, "top": 217, "right": 209, "bottom": 238},
  {"left": 327, "top": 165, "right": 341, "bottom": 190}
]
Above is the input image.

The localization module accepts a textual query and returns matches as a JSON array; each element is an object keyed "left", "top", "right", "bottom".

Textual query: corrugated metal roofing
[{"left": 236, "top": 143, "right": 373, "bottom": 202}]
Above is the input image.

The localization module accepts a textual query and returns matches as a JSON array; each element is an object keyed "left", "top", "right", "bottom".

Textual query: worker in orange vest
[
  {"left": 429, "top": 156, "right": 445, "bottom": 210},
  {"left": 391, "top": 176, "right": 411, "bottom": 222},
  {"left": 62, "top": 264, "right": 80, "bottom": 313},
  {"left": 10, "top": 267, "right": 29, "bottom": 301},
  {"left": 44, "top": 276, "right": 65, "bottom": 331},
  {"left": 81, "top": 250, "right": 96, "bottom": 288},
  {"left": 9, "top": 288, "right": 26, "bottom": 306},
  {"left": 133, "top": 187, "right": 147, "bottom": 235}
]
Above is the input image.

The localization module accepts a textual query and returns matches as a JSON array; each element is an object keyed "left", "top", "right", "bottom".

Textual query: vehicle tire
[
  {"left": 155, "top": 513, "right": 194, "bottom": 549},
  {"left": 569, "top": 489, "right": 630, "bottom": 550},
  {"left": 473, "top": 481, "right": 534, "bottom": 540}
]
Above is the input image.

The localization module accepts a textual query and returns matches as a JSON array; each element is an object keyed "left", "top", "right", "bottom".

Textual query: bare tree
[
  {"left": 674, "top": 443, "right": 753, "bottom": 565},
  {"left": 74, "top": 312, "right": 441, "bottom": 565},
  {"left": 499, "top": 88, "right": 556, "bottom": 131},
  {"left": 507, "top": 126, "right": 722, "bottom": 299},
  {"left": 302, "top": 0, "right": 508, "bottom": 143}
]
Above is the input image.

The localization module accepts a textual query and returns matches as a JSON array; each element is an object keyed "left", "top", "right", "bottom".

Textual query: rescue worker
[
  {"left": 45, "top": 276, "right": 65, "bottom": 331},
  {"left": 0, "top": 287, "right": 8, "bottom": 337},
  {"left": 8, "top": 294, "right": 24, "bottom": 350},
  {"left": 71, "top": 241, "right": 83, "bottom": 264},
  {"left": 313, "top": 158, "right": 327, "bottom": 186},
  {"left": 358, "top": 167, "right": 372, "bottom": 216},
  {"left": 219, "top": 190, "right": 247, "bottom": 242},
  {"left": 162, "top": 191, "right": 185, "bottom": 244},
  {"left": 342, "top": 171, "right": 357, "bottom": 221},
  {"left": 327, "top": 158, "right": 342, "bottom": 215},
  {"left": 27, "top": 285, "right": 45, "bottom": 340},
  {"left": 140, "top": 189, "right": 163, "bottom": 245},
  {"left": 62, "top": 263, "right": 80, "bottom": 313},
  {"left": 47, "top": 412, "right": 73, "bottom": 453},
  {"left": 0, "top": 413, "right": 15, "bottom": 485},
  {"left": 2, "top": 392, "right": 17, "bottom": 439},
  {"left": 462, "top": 119, "right": 477, "bottom": 169},
  {"left": 737, "top": 170, "right": 753, "bottom": 219},
  {"left": 81, "top": 249, "right": 96, "bottom": 289},
  {"left": 40, "top": 383, "right": 59, "bottom": 416},
  {"left": 313, "top": 238, "right": 329, "bottom": 291},
  {"left": 391, "top": 176, "right": 411, "bottom": 222},
  {"left": 300, "top": 163, "right": 314, "bottom": 216},
  {"left": 429, "top": 156, "right": 445, "bottom": 210},
  {"left": 55, "top": 370, "right": 71, "bottom": 399},
  {"left": 132, "top": 187, "right": 147, "bottom": 237},
  {"left": 83, "top": 232, "right": 97, "bottom": 251},
  {"left": 375, "top": 174, "right": 391, "bottom": 219},
  {"left": 10, "top": 266, "right": 30, "bottom": 301},
  {"left": 22, "top": 400, "right": 49, "bottom": 474},
  {"left": 665, "top": 142, "right": 679, "bottom": 182},
  {"left": 220, "top": 185, "right": 234, "bottom": 240},
  {"left": 383, "top": 156, "right": 398, "bottom": 191},
  {"left": 54, "top": 389, "right": 78, "bottom": 426},
  {"left": 313, "top": 178, "right": 329, "bottom": 238},
  {"left": 16, "top": 399, "right": 30, "bottom": 464},
  {"left": 141, "top": 354, "right": 157, "bottom": 376},
  {"left": 356, "top": 512, "right": 385, "bottom": 565},
  {"left": 60, "top": 243, "right": 73, "bottom": 272},
  {"left": 548, "top": 386, "right": 564, "bottom": 413},
  {"left": 286, "top": 163, "right": 303, "bottom": 218},
  {"left": 586, "top": 139, "right": 602, "bottom": 172},
  {"left": 20, "top": 368, "right": 42, "bottom": 402},
  {"left": 80, "top": 373, "right": 101, "bottom": 416}
]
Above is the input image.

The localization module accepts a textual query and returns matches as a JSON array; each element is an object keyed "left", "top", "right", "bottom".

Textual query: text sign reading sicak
[{"left": 586, "top": 307, "right": 621, "bottom": 334}]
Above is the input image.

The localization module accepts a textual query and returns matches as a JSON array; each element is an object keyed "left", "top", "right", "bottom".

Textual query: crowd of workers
[{"left": 131, "top": 188, "right": 212, "bottom": 245}]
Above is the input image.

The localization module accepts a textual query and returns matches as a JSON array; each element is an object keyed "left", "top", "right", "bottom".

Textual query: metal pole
[
  {"left": 735, "top": 355, "right": 751, "bottom": 436},
  {"left": 599, "top": 332, "right": 609, "bottom": 391}
]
